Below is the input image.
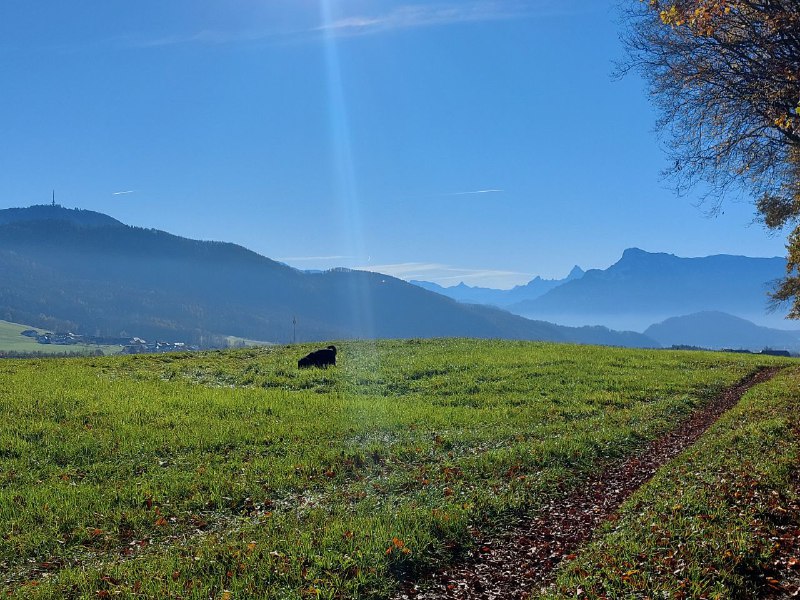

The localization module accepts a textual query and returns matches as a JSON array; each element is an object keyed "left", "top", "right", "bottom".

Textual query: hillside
[
  {"left": 644, "top": 311, "right": 800, "bottom": 352},
  {"left": 508, "top": 248, "right": 788, "bottom": 330},
  {"left": 0, "top": 206, "right": 656, "bottom": 347}
]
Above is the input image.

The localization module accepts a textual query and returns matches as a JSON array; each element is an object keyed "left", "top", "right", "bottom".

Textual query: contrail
[
  {"left": 112, "top": 190, "right": 135, "bottom": 195},
  {"left": 443, "top": 189, "right": 504, "bottom": 196}
]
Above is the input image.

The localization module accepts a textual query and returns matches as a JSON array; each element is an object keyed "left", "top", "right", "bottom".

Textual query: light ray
[{"left": 319, "top": 0, "right": 376, "bottom": 340}]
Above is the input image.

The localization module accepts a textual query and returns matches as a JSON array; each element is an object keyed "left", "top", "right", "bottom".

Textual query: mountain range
[
  {"left": 412, "top": 249, "right": 791, "bottom": 332},
  {"left": 410, "top": 247, "right": 800, "bottom": 351},
  {"left": 410, "top": 265, "right": 585, "bottom": 307},
  {"left": 0, "top": 205, "right": 655, "bottom": 348},
  {"left": 2, "top": 205, "right": 797, "bottom": 353},
  {"left": 461, "top": 247, "right": 788, "bottom": 332}
]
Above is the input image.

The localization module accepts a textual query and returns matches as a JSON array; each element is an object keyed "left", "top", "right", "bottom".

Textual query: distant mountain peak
[
  {"left": 619, "top": 247, "right": 674, "bottom": 261},
  {"left": 566, "top": 265, "right": 584, "bottom": 279},
  {"left": 409, "top": 264, "right": 586, "bottom": 308},
  {"left": 517, "top": 265, "right": 584, "bottom": 290},
  {"left": 622, "top": 247, "right": 647, "bottom": 256}
]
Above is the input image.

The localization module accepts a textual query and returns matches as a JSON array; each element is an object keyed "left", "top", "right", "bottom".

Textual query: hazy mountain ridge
[
  {"left": 507, "top": 247, "right": 788, "bottom": 331},
  {"left": 411, "top": 265, "right": 585, "bottom": 307},
  {"left": 645, "top": 311, "right": 800, "bottom": 352},
  {"left": 0, "top": 206, "right": 657, "bottom": 348}
]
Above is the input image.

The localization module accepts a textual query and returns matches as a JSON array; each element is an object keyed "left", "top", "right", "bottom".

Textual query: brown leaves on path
[
  {"left": 760, "top": 424, "right": 800, "bottom": 599},
  {"left": 397, "top": 367, "right": 784, "bottom": 600}
]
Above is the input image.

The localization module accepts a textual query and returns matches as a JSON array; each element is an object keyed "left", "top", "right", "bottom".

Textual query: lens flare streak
[{"left": 319, "top": 0, "right": 376, "bottom": 340}]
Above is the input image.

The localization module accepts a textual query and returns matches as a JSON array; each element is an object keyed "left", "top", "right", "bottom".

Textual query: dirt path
[
  {"left": 397, "top": 367, "right": 783, "bottom": 600},
  {"left": 761, "top": 420, "right": 800, "bottom": 599}
]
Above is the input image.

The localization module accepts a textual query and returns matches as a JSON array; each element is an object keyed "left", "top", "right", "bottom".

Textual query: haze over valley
[
  {"left": 1, "top": 204, "right": 796, "bottom": 355},
  {"left": 414, "top": 248, "right": 792, "bottom": 332}
]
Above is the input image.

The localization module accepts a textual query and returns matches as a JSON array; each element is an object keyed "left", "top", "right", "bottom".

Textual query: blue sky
[{"left": 0, "top": 0, "right": 788, "bottom": 288}]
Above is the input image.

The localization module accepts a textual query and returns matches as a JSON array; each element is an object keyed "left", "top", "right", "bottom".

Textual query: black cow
[{"left": 298, "top": 345, "right": 337, "bottom": 368}]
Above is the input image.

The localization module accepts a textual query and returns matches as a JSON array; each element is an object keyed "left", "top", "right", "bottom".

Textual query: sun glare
[{"left": 319, "top": 0, "right": 377, "bottom": 340}]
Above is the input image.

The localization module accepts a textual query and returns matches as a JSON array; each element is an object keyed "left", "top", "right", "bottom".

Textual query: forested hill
[
  {"left": 0, "top": 206, "right": 657, "bottom": 347},
  {"left": 0, "top": 204, "right": 124, "bottom": 228}
]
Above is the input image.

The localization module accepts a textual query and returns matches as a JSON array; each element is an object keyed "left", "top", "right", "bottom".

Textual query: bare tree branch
[{"left": 620, "top": 0, "right": 800, "bottom": 316}]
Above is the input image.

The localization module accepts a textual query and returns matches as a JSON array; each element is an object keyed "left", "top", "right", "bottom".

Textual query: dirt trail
[
  {"left": 761, "top": 421, "right": 800, "bottom": 599},
  {"left": 397, "top": 367, "right": 783, "bottom": 600}
]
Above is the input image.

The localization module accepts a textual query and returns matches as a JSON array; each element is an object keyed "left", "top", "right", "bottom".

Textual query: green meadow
[
  {"left": 0, "top": 340, "right": 796, "bottom": 599},
  {"left": 545, "top": 365, "right": 800, "bottom": 599}
]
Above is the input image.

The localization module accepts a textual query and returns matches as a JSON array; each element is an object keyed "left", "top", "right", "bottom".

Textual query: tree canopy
[{"left": 621, "top": 0, "right": 800, "bottom": 316}]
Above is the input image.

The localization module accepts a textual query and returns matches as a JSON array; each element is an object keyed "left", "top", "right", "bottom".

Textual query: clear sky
[{"left": 0, "top": 0, "right": 788, "bottom": 288}]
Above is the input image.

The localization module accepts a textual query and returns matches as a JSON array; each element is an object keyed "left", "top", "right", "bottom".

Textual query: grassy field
[
  {"left": 0, "top": 320, "right": 122, "bottom": 356},
  {"left": 545, "top": 365, "right": 800, "bottom": 599},
  {"left": 0, "top": 339, "right": 795, "bottom": 599}
]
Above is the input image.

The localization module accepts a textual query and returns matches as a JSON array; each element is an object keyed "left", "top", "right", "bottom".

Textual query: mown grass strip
[{"left": 542, "top": 366, "right": 800, "bottom": 599}]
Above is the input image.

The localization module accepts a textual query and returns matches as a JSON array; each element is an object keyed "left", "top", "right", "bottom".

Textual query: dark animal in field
[{"left": 298, "top": 345, "right": 337, "bottom": 368}]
